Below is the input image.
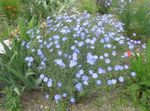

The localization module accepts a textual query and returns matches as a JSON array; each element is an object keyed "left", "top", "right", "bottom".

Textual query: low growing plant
[
  {"left": 22, "top": 12, "right": 146, "bottom": 104},
  {"left": 127, "top": 40, "right": 150, "bottom": 110}
]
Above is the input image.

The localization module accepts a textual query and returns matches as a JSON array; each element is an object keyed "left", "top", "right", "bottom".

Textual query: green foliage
[
  {"left": 111, "top": 0, "right": 150, "bottom": 42},
  {"left": 3, "top": 87, "right": 22, "bottom": 111},
  {"left": 0, "top": 39, "right": 40, "bottom": 91},
  {"left": 0, "top": 0, "right": 20, "bottom": 22},
  {"left": 20, "top": 0, "right": 76, "bottom": 21},
  {"left": 55, "top": 100, "right": 69, "bottom": 111},
  {"left": 77, "top": 0, "right": 98, "bottom": 14},
  {"left": 127, "top": 41, "right": 150, "bottom": 109}
]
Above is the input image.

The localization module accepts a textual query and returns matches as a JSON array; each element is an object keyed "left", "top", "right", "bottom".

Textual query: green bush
[
  {"left": 127, "top": 40, "right": 150, "bottom": 110},
  {"left": 20, "top": 0, "right": 76, "bottom": 21},
  {"left": 111, "top": 0, "right": 150, "bottom": 42}
]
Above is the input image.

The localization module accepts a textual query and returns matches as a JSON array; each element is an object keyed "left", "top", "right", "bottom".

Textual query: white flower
[
  {"left": 88, "top": 70, "right": 93, "bottom": 75},
  {"left": 107, "top": 44, "right": 112, "bottom": 48},
  {"left": 76, "top": 73, "right": 81, "bottom": 78},
  {"left": 69, "top": 60, "right": 77, "bottom": 68},
  {"left": 45, "top": 94, "right": 49, "bottom": 99},
  {"left": 54, "top": 59, "right": 62, "bottom": 65},
  {"left": 105, "top": 59, "right": 111, "bottom": 64},
  {"left": 92, "top": 73, "right": 98, "bottom": 78},
  {"left": 25, "top": 56, "right": 34, "bottom": 62},
  {"left": 57, "top": 82, "right": 62, "bottom": 88},
  {"left": 99, "top": 55, "right": 104, "bottom": 60},
  {"left": 107, "top": 66, "right": 112, "bottom": 72},
  {"left": 71, "top": 45, "right": 76, "bottom": 50},
  {"left": 43, "top": 77, "right": 48, "bottom": 82},
  {"left": 70, "top": 97, "right": 75, "bottom": 103},
  {"left": 79, "top": 69, "right": 84, "bottom": 75},
  {"left": 47, "top": 79, "right": 53, "bottom": 87},
  {"left": 107, "top": 80, "right": 112, "bottom": 85},
  {"left": 118, "top": 76, "right": 124, "bottom": 82},
  {"left": 124, "top": 65, "right": 129, "bottom": 69},
  {"left": 78, "top": 41, "right": 84, "bottom": 47},
  {"left": 129, "top": 44, "right": 134, "bottom": 49},
  {"left": 104, "top": 53, "right": 109, "bottom": 57},
  {"left": 111, "top": 79, "right": 117, "bottom": 85},
  {"left": 58, "top": 50, "right": 62, "bottom": 56},
  {"left": 83, "top": 81, "right": 88, "bottom": 85},
  {"left": 39, "top": 74, "right": 45, "bottom": 80},
  {"left": 119, "top": 40, "right": 124, "bottom": 45},
  {"left": 131, "top": 72, "right": 136, "bottom": 77},
  {"left": 112, "top": 51, "right": 116, "bottom": 56},
  {"left": 62, "top": 93, "right": 67, "bottom": 98}
]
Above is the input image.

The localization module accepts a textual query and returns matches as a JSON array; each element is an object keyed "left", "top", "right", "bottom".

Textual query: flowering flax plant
[{"left": 22, "top": 12, "right": 145, "bottom": 103}]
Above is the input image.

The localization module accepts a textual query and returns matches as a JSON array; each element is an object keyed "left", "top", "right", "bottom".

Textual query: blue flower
[
  {"left": 75, "top": 83, "right": 83, "bottom": 92},
  {"left": 131, "top": 72, "right": 136, "bottom": 77},
  {"left": 54, "top": 94, "right": 61, "bottom": 103},
  {"left": 105, "top": 58, "right": 111, "bottom": 64},
  {"left": 92, "top": 73, "right": 98, "bottom": 79},
  {"left": 57, "top": 82, "right": 62, "bottom": 88},
  {"left": 107, "top": 80, "right": 112, "bottom": 85},
  {"left": 69, "top": 60, "right": 77, "bottom": 68},
  {"left": 96, "top": 80, "right": 102, "bottom": 85},
  {"left": 70, "top": 97, "right": 75, "bottom": 103}
]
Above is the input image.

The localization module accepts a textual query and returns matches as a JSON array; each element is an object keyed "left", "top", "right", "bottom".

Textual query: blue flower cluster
[{"left": 23, "top": 12, "right": 145, "bottom": 103}]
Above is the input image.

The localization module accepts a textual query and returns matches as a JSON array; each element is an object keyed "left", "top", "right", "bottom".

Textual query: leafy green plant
[
  {"left": 111, "top": 0, "right": 150, "bottom": 42},
  {"left": 55, "top": 100, "right": 69, "bottom": 111},
  {"left": 20, "top": 0, "right": 76, "bottom": 21},
  {"left": 3, "top": 87, "right": 22, "bottom": 111},
  {"left": 127, "top": 40, "right": 150, "bottom": 109},
  {"left": 0, "top": 39, "right": 40, "bottom": 91}
]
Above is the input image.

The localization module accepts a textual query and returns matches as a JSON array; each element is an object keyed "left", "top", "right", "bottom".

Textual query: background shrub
[
  {"left": 0, "top": 0, "right": 20, "bottom": 23},
  {"left": 77, "top": 0, "right": 99, "bottom": 14},
  {"left": 111, "top": 0, "right": 150, "bottom": 42},
  {"left": 20, "top": 0, "right": 76, "bottom": 21}
]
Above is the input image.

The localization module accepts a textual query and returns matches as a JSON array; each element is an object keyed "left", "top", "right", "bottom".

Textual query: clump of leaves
[
  {"left": 127, "top": 40, "right": 150, "bottom": 110},
  {"left": 0, "top": 39, "right": 40, "bottom": 91},
  {"left": 3, "top": 87, "right": 22, "bottom": 111}
]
